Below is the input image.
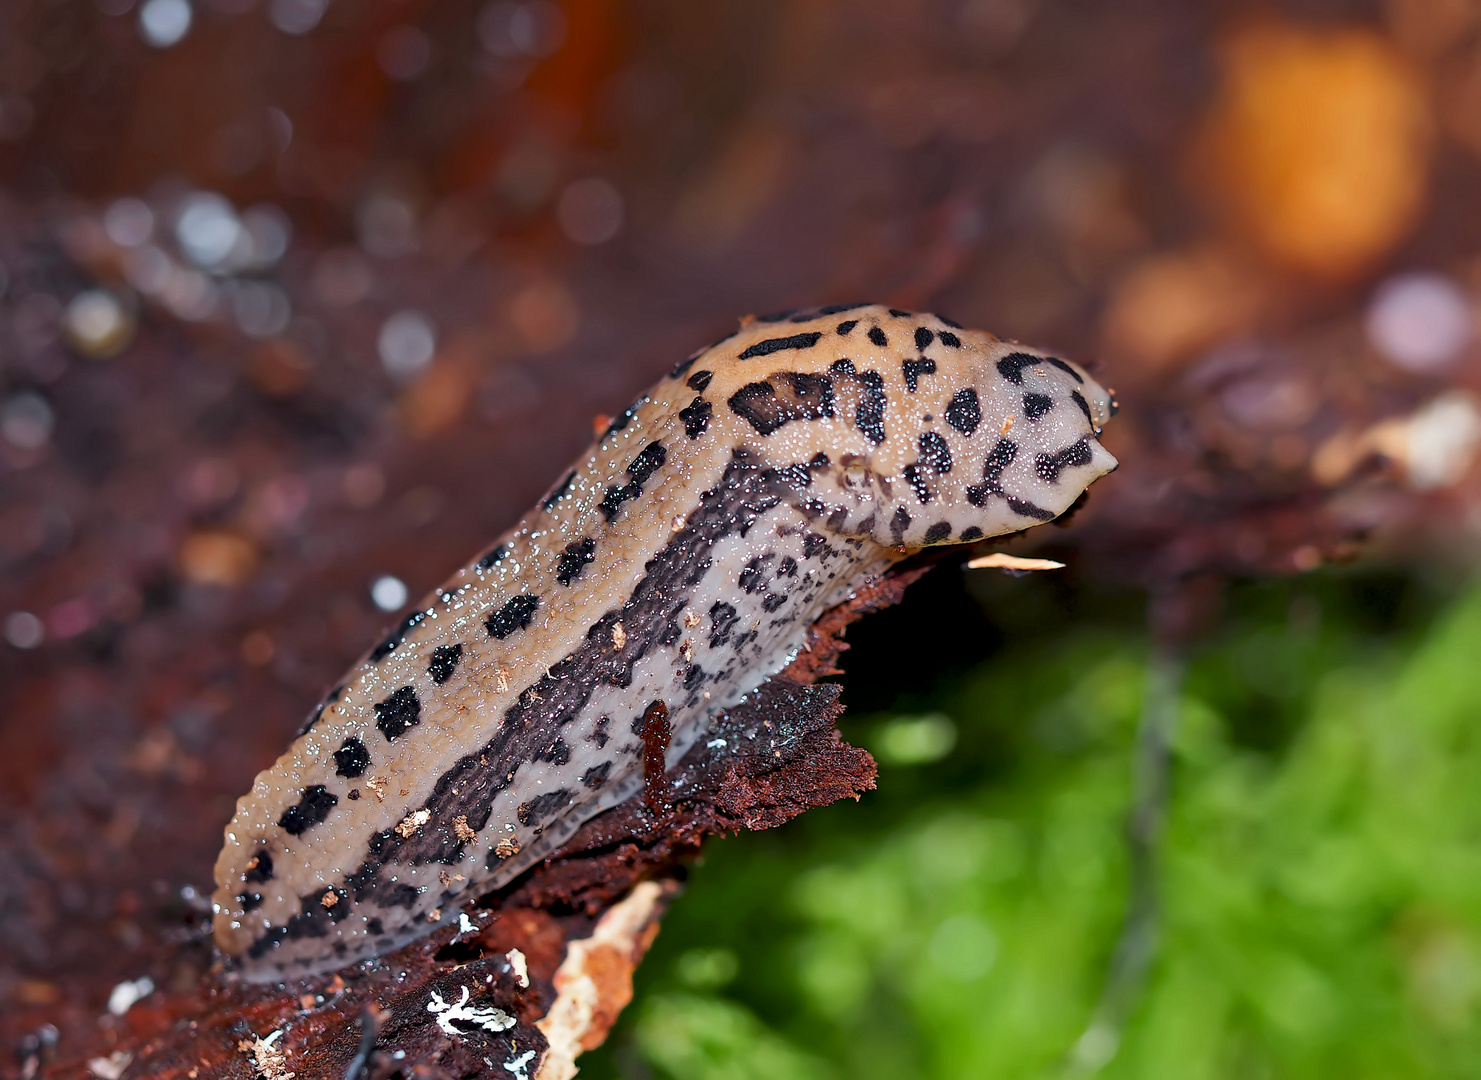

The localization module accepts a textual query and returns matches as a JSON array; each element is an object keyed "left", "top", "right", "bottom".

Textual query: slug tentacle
[{"left": 212, "top": 304, "right": 1118, "bottom": 979}]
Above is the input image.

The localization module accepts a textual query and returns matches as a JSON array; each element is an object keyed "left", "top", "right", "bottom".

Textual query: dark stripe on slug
[
  {"left": 486, "top": 594, "right": 539, "bottom": 638},
  {"left": 818, "top": 303, "right": 867, "bottom": 315},
  {"left": 939, "top": 315, "right": 964, "bottom": 328},
  {"left": 680, "top": 397, "right": 712, "bottom": 438},
  {"left": 542, "top": 470, "right": 577, "bottom": 510},
  {"left": 517, "top": 789, "right": 572, "bottom": 826},
  {"left": 247, "top": 449, "right": 815, "bottom": 942},
  {"left": 757, "top": 309, "right": 797, "bottom": 323},
  {"left": 1046, "top": 357, "right": 1083, "bottom": 383},
  {"left": 889, "top": 308, "right": 911, "bottom": 317},
  {"left": 581, "top": 761, "right": 611, "bottom": 788},
  {"left": 945, "top": 388, "right": 981, "bottom": 435},
  {"left": 709, "top": 601, "right": 739, "bottom": 647},
  {"left": 836, "top": 320, "right": 858, "bottom": 335},
  {"left": 1071, "top": 390, "right": 1094, "bottom": 425},
  {"left": 737, "top": 331, "right": 823, "bottom": 359},
  {"left": 939, "top": 331, "right": 962, "bottom": 348},
  {"left": 428, "top": 643, "right": 462, "bottom": 684},
  {"left": 996, "top": 353, "right": 1039, "bottom": 385},
  {"left": 728, "top": 372, "right": 834, "bottom": 435},
  {"left": 1036, "top": 439, "right": 1094, "bottom": 483},
  {"left": 476, "top": 544, "right": 507, "bottom": 570},
  {"left": 334, "top": 738, "right": 371, "bottom": 778},
  {"left": 375, "top": 685, "right": 421, "bottom": 740},
  {"left": 848, "top": 369, "right": 886, "bottom": 444},
  {"left": 279, "top": 785, "right": 338, "bottom": 836}
]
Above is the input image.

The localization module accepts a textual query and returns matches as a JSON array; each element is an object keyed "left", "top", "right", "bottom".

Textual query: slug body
[{"left": 213, "top": 304, "right": 1118, "bottom": 980}]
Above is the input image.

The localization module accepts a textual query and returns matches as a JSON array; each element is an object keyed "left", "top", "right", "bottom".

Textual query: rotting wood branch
[{"left": 26, "top": 562, "right": 936, "bottom": 1080}]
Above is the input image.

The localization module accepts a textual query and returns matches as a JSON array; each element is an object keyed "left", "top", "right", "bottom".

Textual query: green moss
[{"left": 582, "top": 569, "right": 1481, "bottom": 1079}]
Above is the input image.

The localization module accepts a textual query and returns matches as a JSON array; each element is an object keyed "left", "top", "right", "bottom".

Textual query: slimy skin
[{"left": 212, "top": 304, "right": 1118, "bottom": 980}]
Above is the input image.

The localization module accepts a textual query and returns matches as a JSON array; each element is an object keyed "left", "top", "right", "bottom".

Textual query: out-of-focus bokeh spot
[
  {"left": 1196, "top": 24, "right": 1432, "bottom": 280},
  {"left": 1366, "top": 271, "right": 1476, "bottom": 372}
]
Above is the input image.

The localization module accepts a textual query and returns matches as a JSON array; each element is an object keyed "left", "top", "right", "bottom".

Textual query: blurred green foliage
[{"left": 581, "top": 569, "right": 1481, "bottom": 1080}]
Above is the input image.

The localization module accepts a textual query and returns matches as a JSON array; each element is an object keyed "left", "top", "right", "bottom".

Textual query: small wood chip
[{"left": 965, "top": 553, "right": 1066, "bottom": 571}]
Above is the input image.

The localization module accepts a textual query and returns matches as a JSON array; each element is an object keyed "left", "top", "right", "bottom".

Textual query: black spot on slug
[
  {"left": 476, "top": 545, "right": 507, "bottom": 570},
  {"left": 334, "top": 738, "right": 371, "bottom": 778},
  {"left": 890, "top": 507, "right": 911, "bottom": 543},
  {"left": 904, "top": 465, "right": 930, "bottom": 503},
  {"left": 739, "top": 555, "right": 774, "bottom": 594},
  {"left": 556, "top": 538, "right": 597, "bottom": 585},
  {"left": 628, "top": 440, "right": 667, "bottom": 485},
  {"left": 1023, "top": 393, "right": 1053, "bottom": 420},
  {"left": 959, "top": 526, "right": 983, "bottom": 541},
  {"left": 375, "top": 686, "right": 421, "bottom": 741},
  {"left": 939, "top": 331, "right": 962, "bottom": 348},
  {"left": 709, "top": 601, "right": 739, "bottom": 648},
  {"left": 581, "top": 762, "right": 611, "bottom": 788},
  {"left": 996, "top": 353, "right": 1039, "bottom": 385},
  {"left": 902, "top": 357, "right": 936, "bottom": 392},
  {"left": 279, "top": 785, "right": 338, "bottom": 836},
  {"left": 868, "top": 326, "right": 888, "bottom": 347},
  {"left": 737, "top": 331, "right": 823, "bottom": 359},
  {"left": 850, "top": 369, "right": 887, "bottom": 444},
  {"left": 924, "top": 522, "right": 952, "bottom": 544},
  {"left": 836, "top": 320, "right": 859, "bottom": 335},
  {"left": 680, "top": 397, "right": 712, "bottom": 438},
  {"left": 686, "top": 370, "right": 713, "bottom": 391},
  {"left": 486, "top": 594, "right": 539, "bottom": 639},
  {"left": 428, "top": 643, "right": 463, "bottom": 684},
  {"left": 889, "top": 308, "right": 911, "bottom": 318},
  {"left": 964, "top": 438, "right": 1056, "bottom": 520},
  {"left": 918, "top": 431, "right": 952, "bottom": 473},
  {"left": 728, "top": 372, "right": 834, "bottom": 435},
  {"left": 945, "top": 388, "right": 981, "bottom": 435},
  {"left": 243, "top": 850, "right": 274, "bottom": 884},
  {"left": 829, "top": 358, "right": 856, "bottom": 374},
  {"left": 370, "top": 610, "right": 426, "bottom": 662},
  {"left": 914, "top": 327, "right": 935, "bottom": 350}
]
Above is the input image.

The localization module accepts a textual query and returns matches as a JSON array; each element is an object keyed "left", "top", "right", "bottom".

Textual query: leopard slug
[{"left": 213, "top": 303, "right": 1118, "bottom": 980}]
